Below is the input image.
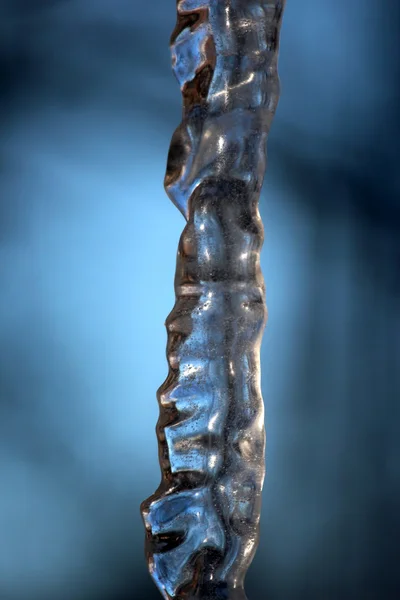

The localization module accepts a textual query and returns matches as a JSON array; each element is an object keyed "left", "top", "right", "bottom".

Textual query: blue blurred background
[{"left": 0, "top": 1, "right": 399, "bottom": 599}]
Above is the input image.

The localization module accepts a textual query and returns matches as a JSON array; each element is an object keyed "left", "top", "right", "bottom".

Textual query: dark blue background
[{"left": 0, "top": 1, "right": 399, "bottom": 599}]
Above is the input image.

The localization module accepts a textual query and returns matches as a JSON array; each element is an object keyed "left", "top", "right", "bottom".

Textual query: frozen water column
[{"left": 141, "top": 1, "right": 286, "bottom": 599}]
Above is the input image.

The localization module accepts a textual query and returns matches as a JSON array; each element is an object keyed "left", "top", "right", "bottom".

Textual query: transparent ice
[{"left": 141, "top": 2, "right": 286, "bottom": 598}]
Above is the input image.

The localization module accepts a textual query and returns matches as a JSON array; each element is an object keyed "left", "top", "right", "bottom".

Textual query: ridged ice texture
[{"left": 141, "top": 2, "right": 285, "bottom": 599}]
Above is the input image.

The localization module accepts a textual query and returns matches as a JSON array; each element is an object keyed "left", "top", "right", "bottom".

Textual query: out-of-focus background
[{"left": 0, "top": 1, "right": 399, "bottom": 599}]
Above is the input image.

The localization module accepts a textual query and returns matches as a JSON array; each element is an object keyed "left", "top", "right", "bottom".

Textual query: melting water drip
[{"left": 141, "top": 1, "right": 286, "bottom": 598}]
